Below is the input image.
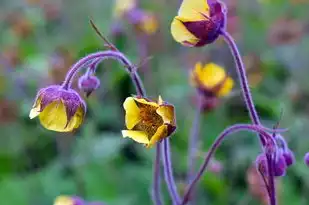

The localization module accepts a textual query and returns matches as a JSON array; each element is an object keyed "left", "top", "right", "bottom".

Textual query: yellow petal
[
  {"left": 156, "top": 105, "right": 175, "bottom": 125},
  {"left": 158, "top": 95, "right": 164, "bottom": 105},
  {"left": 201, "top": 63, "right": 226, "bottom": 88},
  {"left": 122, "top": 130, "right": 149, "bottom": 144},
  {"left": 140, "top": 13, "right": 158, "bottom": 35},
  {"left": 133, "top": 97, "right": 159, "bottom": 108},
  {"left": 177, "top": 0, "right": 210, "bottom": 21},
  {"left": 54, "top": 196, "right": 74, "bottom": 205},
  {"left": 171, "top": 17, "right": 199, "bottom": 46},
  {"left": 29, "top": 97, "right": 42, "bottom": 119},
  {"left": 123, "top": 97, "right": 141, "bottom": 129},
  {"left": 217, "top": 77, "right": 234, "bottom": 97},
  {"left": 147, "top": 125, "right": 168, "bottom": 148},
  {"left": 39, "top": 101, "right": 82, "bottom": 132}
]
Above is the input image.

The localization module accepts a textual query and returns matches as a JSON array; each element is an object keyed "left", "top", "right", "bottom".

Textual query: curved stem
[
  {"left": 162, "top": 138, "right": 181, "bottom": 205},
  {"left": 181, "top": 124, "right": 274, "bottom": 205},
  {"left": 220, "top": 30, "right": 265, "bottom": 145},
  {"left": 152, "top": 144, "right": 163, "bottom": 205},
  {"left": 61, "top": 51, "right": 145, "bottom": 95},
  {"left": 187, "top": 95, "right": 203, "bottom": 183}
]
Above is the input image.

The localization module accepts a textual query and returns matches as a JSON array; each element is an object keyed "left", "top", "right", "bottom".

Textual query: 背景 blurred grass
[{"left": 0, "top": 0, "right": 309, "bottom": 204}]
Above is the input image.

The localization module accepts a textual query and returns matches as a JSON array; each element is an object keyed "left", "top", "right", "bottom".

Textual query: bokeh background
[{"left": 0, "top": 0, "right": 309, "bottom": 204}]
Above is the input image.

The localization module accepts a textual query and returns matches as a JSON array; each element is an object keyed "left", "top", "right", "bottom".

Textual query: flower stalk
[
  {"left": 181, "top": 124, "right": 277, "bottom": 205},
  {"left": 162, "top": 138, "right": 181, "bottom": 205}
]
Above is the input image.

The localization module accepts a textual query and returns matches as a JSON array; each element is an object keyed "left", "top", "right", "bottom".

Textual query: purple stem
[
  {"left": 187, "top": 95, "right": 203, "bottom": 183},
  {"left": 152, "top": 144, "right": 163, "bottom": 205},
  {"left": 220, "top": 30, "right": 277, "bottom": 205},
  {"left": 181, "top": 124, "right": 274, "bottom": 205},
  {"left": 162, "top": 138, "right": 181, "bottom": 205},
  {"left": 220, "top": 30, "right": 265, "bottom": 145},
  {"left": 266, "top": 153, "right": 277, "bottom": 205},
  {"left": 61, "top": 51, "right": 145, "bottom": 95}
]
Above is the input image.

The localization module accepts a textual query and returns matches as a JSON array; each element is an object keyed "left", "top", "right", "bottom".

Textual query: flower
[
  {"left": 273, "top": 154, "right": 287, "bottom": 177},
  {"left": 138, "top": 12, "right": 158, "bottom": 35},
  {"left": 191, "top": 62, "right": 234, "bottom": 97},
  {"left": 171, "top": 0, "right": 226, "bottom": 47},
  {"left": 113, "top": 0, "right": 137, "bottom": 18},
  {"left": 29, "top": 85, "right": 86, "bottom": 132},
  {"left": 304, "top": 152, "right": 309, "bottom": 167},
  {"left": 282, "top": 149, "right": 295, "bottom": 167},
  {"left": 54, "top": 196, "right": 85, "bottom": 205},
  {"left": 121, "top": 96, "right": 176, "bottom": 148},
  {"left": 78, "top": 75, "right": 101, "bottom": 97}
]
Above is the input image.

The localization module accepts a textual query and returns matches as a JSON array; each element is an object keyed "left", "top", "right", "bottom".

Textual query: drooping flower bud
[
  {"left": 171, "top": 0, "right": 227, "bottom": 47},
  {"left": 274, "top": 154, "right": 287, "bottom": 177},
  {"left": 78, "top": 75, "right": 100, "bottom": 97},
  {"left": 304, "top": 152, "right": 309, "bottom": 167},
  {"left": 29, "top": 85, "right": 86, "bottom": 132},
  {"left": 282, "top": 149, "right": 295, "bottom": 167}
]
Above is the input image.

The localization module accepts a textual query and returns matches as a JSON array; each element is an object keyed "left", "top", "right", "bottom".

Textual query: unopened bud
[{"left": 78, "top": 75, "right": 100, "bottom": 97}]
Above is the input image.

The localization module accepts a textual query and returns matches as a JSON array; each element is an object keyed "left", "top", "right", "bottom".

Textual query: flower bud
[
  {"left": 274, "top": 155, "right": 287, "bottom": 177},
  {"left": 282, "top": 149, "right": 295, "bottom": 167},
  {"left": 255, "top": 154, "right": 267, "bottom": 176},
  {"left": 304, "top": 152, "right": 309, "bottom": 167},
  {"left": 78, "top": 75, "right": 100, "bottom": 97},
  {"left": 29, "top": 85, "right": 86, "bottom": 132}
]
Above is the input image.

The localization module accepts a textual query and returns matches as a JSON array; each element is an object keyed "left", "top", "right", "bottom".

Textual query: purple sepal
[
  {"left": 304, "top": 152, "right": 309, "bottom": 167},
  {"left": 282, "top": 149, "right": 295, "bottom": 167},
  {"left": 274, "top": 155, "right": 287, "bottom": 177},
  {"left": 255, "top": 154, "right": 268, "bottom": 176},
  {"left": 78, "top": 75, "right": 101, "bottom": 97}
]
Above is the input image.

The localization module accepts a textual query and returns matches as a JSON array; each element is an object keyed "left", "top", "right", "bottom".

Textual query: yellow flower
[
  {"left": 170, "top": 0, "right": 226, "bottom": 47},
  {"left": 122, "top": 96, "right": 176, "bottom": 148},
  {"left": 191, "top": 62, "right": 234, "bottom": 97},
  {"left": 53, "top": 196, "right": 74, "bottom": 205},
  {"left": 29, "top": 85, "right": 86, "bottom": 132},
  {"left": 139, "top": 12, "right": 159, "bottom": 35},
  {"left": 114, "top": 0, "right": 136, "bottom": 18}
]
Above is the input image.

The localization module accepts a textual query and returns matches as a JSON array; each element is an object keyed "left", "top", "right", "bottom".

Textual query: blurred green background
[{"left": 0, "top": 0, "right": 309, "bottom": 204}]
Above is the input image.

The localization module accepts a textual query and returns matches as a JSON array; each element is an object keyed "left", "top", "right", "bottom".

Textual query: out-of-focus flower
[
  {"left": 268, "top": 17, "right": 303, "bottom": 46},
  {"left": 7, "top": 12, "right": 33, "bottom": 38},
  {"left": 29, "top": 85, "right": 86, "bottom": 132},
  {"left": 113, "top": 0, "right": 137, "bottom": 18},
  {"left": 170, "top": 0, "right": 226, "bottom": 47},
  {"left": 137, "top": 12, "right": 159, "bottom": 35},
  {"left": 191, "top": 62, "right": 234, "bottom": 97},
  {"left": 78, "top": 75, "right": 101, "bottom": 97},
  {"left": 122, "top": 96, "right": 176, "bottom": 148},
  {"left": 0, "top": 99, "right": 17, "bottom": 123},
  {"left": 54, "top": 195, "right": 85, "bottom": 205}
]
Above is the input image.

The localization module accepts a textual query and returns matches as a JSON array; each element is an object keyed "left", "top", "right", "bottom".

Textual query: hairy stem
[
  {"left": 266, "top": 154, "right": 277, "bottom": 205},
  {"left": 61, "top": 51, "right": 145, "bottom": 95},
  {"left": 181, "top": 124, "right": 274, "bottom": 205},
  {"left": 152, "top": 144, "right": 163, "bottom": 205},
  {"left": 162, "top": 138, "right": 181, "bottom": 205},
  {"left": 220, "top": 30, "right": 265, "bottom": 145}
]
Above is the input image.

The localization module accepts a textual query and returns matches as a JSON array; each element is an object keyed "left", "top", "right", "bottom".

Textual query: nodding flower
[
  {"left": 171, "top": 0, "right": 226, "bottom": 47},
  {"left": 113, "top": 0, "right": 137, "bottom": 18},
  {"left": 29, "top": 85, "right": 86, "bottom": 132},
  {"left": 191, "top": 62, "right": 234, "bottom": 98},
  {"left": 122, "top": 96, "right": 176, "bottom": 148}
]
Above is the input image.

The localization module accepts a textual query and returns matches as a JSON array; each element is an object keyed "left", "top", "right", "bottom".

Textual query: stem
[
  {"left": 162, "top": 138, "right": 181, "bottom": 205},
  {"left": 181, "top": 124, "right": 274, "bottom": 205},
  {"left": 266, "top": 154, "right": 277, "bottom": 205},
  {"left": 220, "top": 30, "right": 265, "bottom": 145},
  {"left": 61, "top": 51, "right": 145, "bottom": 96},
  {"left": 152, "top": 144, "right": 163, "bottom": 205},
  {"left": 187, "top": 95, "right": 203, "bottom": 183}
]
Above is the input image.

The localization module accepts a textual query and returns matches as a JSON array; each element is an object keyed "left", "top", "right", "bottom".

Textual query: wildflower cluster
[{"left": 29, "top": 0, "right": 303, "bottom": 205}]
